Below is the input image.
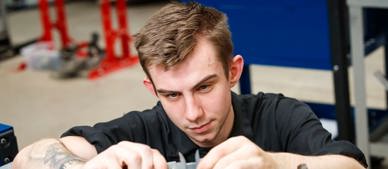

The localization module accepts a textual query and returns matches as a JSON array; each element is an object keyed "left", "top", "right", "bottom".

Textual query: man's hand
[
  {"left": 196, "top": 136, "right": 366, "bottom": 169},
  {"left": 82, "top": 141, "right": 168, "bottom": 169},
  {"left": 197, "top": 136, "right": 278, "bottom": 169},
  {"left": 13, "top": 138, "right": 168, "bottom": 169}
]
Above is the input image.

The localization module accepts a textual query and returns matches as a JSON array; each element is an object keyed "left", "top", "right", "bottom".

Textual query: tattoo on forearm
[{"left": 41, "top": 141, "right": 85, "bottom": 169}]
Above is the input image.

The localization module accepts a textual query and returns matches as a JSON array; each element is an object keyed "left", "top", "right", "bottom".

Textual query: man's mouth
[{"left": 189, "top": 121, "right": 212, "bottom": 134}]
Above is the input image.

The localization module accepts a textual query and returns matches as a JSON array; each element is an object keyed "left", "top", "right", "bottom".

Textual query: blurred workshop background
[{"left": 0, "top": 0, "right": 388, "bottom": 168}]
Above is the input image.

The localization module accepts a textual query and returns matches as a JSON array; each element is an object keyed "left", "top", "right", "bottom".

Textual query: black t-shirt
[{"left": 62, "top": 92, "right": 367, "bottom": 167}]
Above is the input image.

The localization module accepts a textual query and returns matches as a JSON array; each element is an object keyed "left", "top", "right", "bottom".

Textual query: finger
[
  {"left": 198, "top": 136, "right": 248, "bottom": 169},
  {"left": 83, "top": 155, "right": 122, "bottom": 169},
  {"left": 121, "top": 142, "right": 157, "bottom": 169},
  {"left": 213, "top": 144, "right": 260, "bottom": 169},
  {"left": 151, "top": 149, "right": 168, "bottom": 169},
  {"left": 223, "top": 157, "right": 263, "bottom": 169},
  {"left": 106, "top": 144, "right": 141, "bottom": 169},
  {"left": 103, "top": 158, "right": 122, "bottom": 169}
]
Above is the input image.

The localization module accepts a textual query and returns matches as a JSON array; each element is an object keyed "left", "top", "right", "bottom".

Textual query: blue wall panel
[{"left": 184, "top": 0, "right": 332, "bottom": 70}]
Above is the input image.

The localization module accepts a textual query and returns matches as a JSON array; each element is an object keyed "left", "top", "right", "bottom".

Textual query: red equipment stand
[
  {"left": 88, "top": 0, "right": 138, "bottom": 79},
  {"left": 18, "top": 0, "right": 74, "bottom": 71},
  {"left": 38, "top": 0, "right": 89, "bottom": 57},
  {"left": 39, "top": 0, "right": 72, "bottom": 48}
]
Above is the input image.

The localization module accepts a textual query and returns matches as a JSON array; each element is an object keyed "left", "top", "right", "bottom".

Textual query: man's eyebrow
[
  {"left": 156, "top": 89, "right": 176, "bottom": 95},
  {"left": 156, "top": 74, "right": 218, "bottom": 94},
  {"left": 192, "top": 74, "right": 218, "bottom": 89}
]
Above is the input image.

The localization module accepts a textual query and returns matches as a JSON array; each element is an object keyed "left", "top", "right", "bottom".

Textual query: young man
[{"left": 13, "top": 2, "right": 367, "bottom": 169}]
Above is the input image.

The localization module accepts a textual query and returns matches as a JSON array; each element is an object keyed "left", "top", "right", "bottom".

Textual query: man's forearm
[
  {"left": 13, "top": 138, "right": 86, "bottom": 169},
  {"left": 270, "top": 152, "right": 365, "bottom": 169}
]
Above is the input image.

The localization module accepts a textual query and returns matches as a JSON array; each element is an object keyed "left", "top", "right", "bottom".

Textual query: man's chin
[{"left": 189, "top": 133, "right": 217, "bottom": 147}]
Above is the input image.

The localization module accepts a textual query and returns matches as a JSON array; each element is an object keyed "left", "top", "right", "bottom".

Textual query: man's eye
[
  {"left": 199, "top": 85, "right": 208, "bottom": 90},
  {"left": 166, "top": 93, "right": 180, "bottom": 98},
  {"left": 198, "top": 85, "right": 211, "bottom": 92}
]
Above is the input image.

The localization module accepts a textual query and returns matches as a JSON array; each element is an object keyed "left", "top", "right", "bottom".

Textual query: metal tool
[{"left": 167, "top": 150, "right": 200, "bottom": 169}]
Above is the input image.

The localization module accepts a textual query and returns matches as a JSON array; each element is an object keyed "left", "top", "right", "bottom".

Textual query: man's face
[{"left": 146, "top": 37, "right": 242, "bottom": 147}]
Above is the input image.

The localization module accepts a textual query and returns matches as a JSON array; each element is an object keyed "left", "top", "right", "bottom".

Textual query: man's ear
[
  {"left": 229, "top": 55, "right": 244, "bottom": 88},
  {"left": 143, "top": 77, "right": 157, "bottom": 97}
]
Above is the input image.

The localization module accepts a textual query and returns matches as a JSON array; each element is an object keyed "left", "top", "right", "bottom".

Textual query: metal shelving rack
[
  {"left": 347, "top": 0, "right": 388, "bottom": 167},
  {"left": 0, "top": 0, "right": 13, "bottom": 60}
]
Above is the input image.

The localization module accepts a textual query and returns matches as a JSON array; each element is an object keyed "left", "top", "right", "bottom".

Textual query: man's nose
[{"left": 184, "top": 95, "right": 203, "bottom": 122}]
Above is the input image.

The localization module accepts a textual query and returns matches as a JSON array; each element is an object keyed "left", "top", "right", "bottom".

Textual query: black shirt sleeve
[
  {"left": 274, "top": 96, "right": 367, "bottom": 167},
  {"left": 61, "top": 108, "right": 166, "bottom": 154},
  {"left": 61, "top": 111, "right": 144, "bottom": 153}
]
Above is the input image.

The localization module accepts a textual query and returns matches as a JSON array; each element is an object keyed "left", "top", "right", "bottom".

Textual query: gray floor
[{"left": 1, "top": 1, "right": 387, "bottom": 168}]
